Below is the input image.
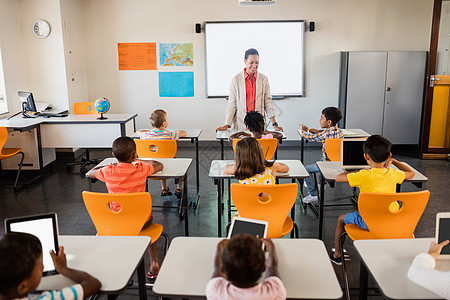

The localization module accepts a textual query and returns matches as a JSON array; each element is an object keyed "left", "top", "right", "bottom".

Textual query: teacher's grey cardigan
[{"left": 224, "top": 71, "right": 275, "bottom": 131}]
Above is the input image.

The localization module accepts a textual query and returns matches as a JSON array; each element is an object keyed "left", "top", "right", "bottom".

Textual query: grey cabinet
[{"left": 339, "top": 51, "right": 427, "bottom": 144}]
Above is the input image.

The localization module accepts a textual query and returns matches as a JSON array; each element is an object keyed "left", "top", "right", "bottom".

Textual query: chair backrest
[
  {"left": 324, "top": 138, "right": 341, "bottom": 161},
  {"left": 231, "top": 183, "right": 298, "bottom": 238},
  {"left": 0, "top": 127, "right": 8, "bottom": 155},
  {"left": 82, "top": 191, "right": 152, "bottom": 235},
  {"left": 358, "top": 190, "right": 430, "bottom": 239},
  {"left": 134, "top": 139, "right": 177, "bottom": 158},
  {"left": 73, "top": 102, "right": 96, "bottom": 114},
  {"left": 232, "top": 138, "right": 278, "bottom": 160}
]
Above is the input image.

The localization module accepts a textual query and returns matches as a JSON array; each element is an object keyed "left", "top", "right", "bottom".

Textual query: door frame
[{"left": 421, "top": 0, "right": 449, "bottom": 157}]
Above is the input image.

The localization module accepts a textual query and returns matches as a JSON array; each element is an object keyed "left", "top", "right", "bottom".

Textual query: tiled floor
[{"left": 0, "top": 141, "right": 448, "bottom": 299}]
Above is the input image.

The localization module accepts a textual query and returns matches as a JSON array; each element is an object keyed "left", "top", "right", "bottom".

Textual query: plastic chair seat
[
  {"left": 1, "top": 147, "right": 23, "bottom": 159},
  {"left": 139, "top": 223, "right": 164, "bottom": 245},
  {"left": 345, "top": 223, "right": 414, "bottom": 240}
]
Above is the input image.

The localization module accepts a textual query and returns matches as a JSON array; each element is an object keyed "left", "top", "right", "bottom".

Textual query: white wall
[
  {"left": 1, "top": 0, "right": 434, "bottom": 140},
  {"left": 80, "top": 0, "right": 433, "bottom": 140},
  {"left": 0, "top": 0, "right": 28, "bottom": 114}
]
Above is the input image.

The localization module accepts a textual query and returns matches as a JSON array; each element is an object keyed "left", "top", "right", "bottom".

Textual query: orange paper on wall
[{"left": 118, "top": 42, "right": 157, "bottom": 70}]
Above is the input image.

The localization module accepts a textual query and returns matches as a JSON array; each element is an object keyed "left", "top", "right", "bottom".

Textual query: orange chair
[
  {"left": 232, "top": 138, "right": 278, "bottom": 160},
  {"left": 0, "top": 127, "right": 24, "bottom": 189},
  {"left": 324, "top": 138, "right": 341, "bottom": 162},
  {"left": 73, "top": 102, "right": 97, "bottom": 114},
  {"left": 339, "top": 190, "right": 430, "bottom": 300},
  {"left": 134, "top": 139, "right": 177, "bottom": 159},
  {"left": 82, "top": 191, "right": 169, "bottom": 251},
  {"left": 67, "top": 102, "right": 101, "bottom": 172},
  {"left": 230, "top": 183, "right": 299, "bottom": 238}
]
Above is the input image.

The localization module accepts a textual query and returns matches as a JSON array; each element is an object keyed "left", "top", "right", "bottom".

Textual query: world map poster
[{"left": 159, "top": 43, "right": 193, "bottom": 66}]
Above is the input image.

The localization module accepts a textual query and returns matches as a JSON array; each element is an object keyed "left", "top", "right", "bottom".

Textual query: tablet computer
[
  {"left": 5, "top": 213, "right": 59, "bottom": 276},
  {"left": 227, "top": 217, "right": 268, "bottom": 239},
  {"left": 436, "top": 212, "right": 450, "bottom": 259}
]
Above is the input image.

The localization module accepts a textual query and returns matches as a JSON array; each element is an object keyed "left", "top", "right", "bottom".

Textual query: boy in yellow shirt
[{"left": 330, "top": 134, "right": 415, "bottom": 265}]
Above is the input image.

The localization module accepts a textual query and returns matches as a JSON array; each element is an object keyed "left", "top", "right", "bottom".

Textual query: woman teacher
[{"left": 216, "top": 48, "right": 283, "bottom": 132}]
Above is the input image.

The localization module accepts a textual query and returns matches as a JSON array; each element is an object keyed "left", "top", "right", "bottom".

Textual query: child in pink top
[
  {"left": 205, "top": 234, "right": 287, "bottom": 300},
  {"left": 229, "top": 111, "right": 282, "bottom": 141}
]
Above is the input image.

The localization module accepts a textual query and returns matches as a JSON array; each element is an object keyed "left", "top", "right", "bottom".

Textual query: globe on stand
[{"left": 94, "top": 97, "right": 110, "bottom": 120}]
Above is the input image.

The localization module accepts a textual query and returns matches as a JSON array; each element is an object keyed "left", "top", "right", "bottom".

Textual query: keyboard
[{"left": 37, "top": 111, "right": 68, "bottom": 117}]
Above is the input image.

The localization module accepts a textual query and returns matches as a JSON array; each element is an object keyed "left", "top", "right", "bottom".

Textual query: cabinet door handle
[{"left": 386, "top": 87, "right": 392, "bottom": 92}]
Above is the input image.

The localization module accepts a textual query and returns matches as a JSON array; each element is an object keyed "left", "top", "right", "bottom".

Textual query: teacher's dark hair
[{"left": 244, "top": 48, "right": 259, "bottom": 60}]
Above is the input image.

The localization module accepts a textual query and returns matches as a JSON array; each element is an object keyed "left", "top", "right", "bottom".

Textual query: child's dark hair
[
  {"left": 112, "top": 136, "right": 136, "bottom": 162},
  {"left": 322, "top": 107, "right": 342, "bottom": 126},
  {"left": 150, "top": 109, "right": 167, "bottom": 128},
  {"left": 363, "top": 134, "right": 392, "bottom": 163},
  {"left": 244, "top": 48, "right": 259, "bottom": 60},
  {"left": 0, "top": 232, "right": 42, "bottom": 295},
  {"left": 222, "top": 234, "right": 265, "bottom": 288},
  {"left": 244, "top": 111, "right": 264, "bottom": 133},
  {"left": 234, "top": 137, "right": 273, "bottom": 180}
]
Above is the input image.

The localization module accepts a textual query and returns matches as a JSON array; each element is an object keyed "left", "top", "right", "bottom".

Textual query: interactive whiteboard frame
[{"left": 205, "top": 20, "right": 305, "bottom": 98}]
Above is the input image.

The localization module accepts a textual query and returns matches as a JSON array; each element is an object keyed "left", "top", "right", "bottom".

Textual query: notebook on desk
[{"left": 340, "top": 138, "right": 368, "bottom": 171}]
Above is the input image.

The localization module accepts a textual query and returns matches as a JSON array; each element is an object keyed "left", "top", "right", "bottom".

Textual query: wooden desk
[
  {"left": 315, "top": 161, "right": 429, "bottom": 239},
  {"left": 216, "top": 128, "right": 286, "bottom": 160},
  {"left": 209, "top": 160, "right": 308, "bottom": 237},
  {"left": 92, "top": 157, "right": 192, "bottom": 236},
  {"left": 38, "top": 235, "right": 150, "bottom": 300},
  {"left": 153, "top": 237, "right": 343, "bottom": 299},
  {"left": 0, "top": 114, "right": 137, "bottom": 170},
  {"left": 355, "top": 238, "right": 449, "bottom": 299},
  {"left": 134, "top": 128, "right": 203, "bottom": 208},
  {"left": 297, "top": 128, "right": 370, "bottom": 162}
]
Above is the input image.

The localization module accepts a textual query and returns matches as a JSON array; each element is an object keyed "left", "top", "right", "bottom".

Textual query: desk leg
[
  {"left": 183, "top": 174, "right": 189, "bottom": 236},
  {"left": 137, "top": 258, "right": 147, "bottom": 300},
  {"left": 318, "top": 175, "right": 325, "bottom": 240},
  {"left": 220, "top": 139, "right": 224, "bottom": 160},
  {"left": 194, "top": 137, "right": 200, "bottom": 208},
  {"left": 359, "top": 261, "right": 369, "bottom": 300},
  {"left": 36, "top": 125, "right": 44, "bottom": 173},
  {"left": 300, "top": 137, "right": 304, "bottom": 163},
  {"left": 227, "top": 179, "right": 232, "bottom": 224},
  {"left": 396, "top": 183, "right": 401, "bottom": 193},
  {"left": 217, "top": 179, "right": 222, "bottom": 237}
]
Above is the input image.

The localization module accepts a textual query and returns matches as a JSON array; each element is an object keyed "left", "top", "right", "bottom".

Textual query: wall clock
[{"left": 32, "top": 19, "right": 51, "bottom": 38}]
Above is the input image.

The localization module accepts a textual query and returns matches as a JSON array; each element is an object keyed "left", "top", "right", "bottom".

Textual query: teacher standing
[{"left": 216, "top": 48, "right": 283, "bottom": 132}]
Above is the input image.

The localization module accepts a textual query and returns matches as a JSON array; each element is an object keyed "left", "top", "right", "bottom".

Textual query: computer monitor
[{"left": 18, "top": 91, "right": 37, "bottom": 112}]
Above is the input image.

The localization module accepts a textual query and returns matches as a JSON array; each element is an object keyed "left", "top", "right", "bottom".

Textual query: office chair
[
  {"left": 230, "top": 183, "right": 299, "bottom": 238},
  {"left": 0, "top": 127, "right": 25, "bottom": 190},
  {"left": 339, "top": 190, "right": 430, "bottom": 300}
]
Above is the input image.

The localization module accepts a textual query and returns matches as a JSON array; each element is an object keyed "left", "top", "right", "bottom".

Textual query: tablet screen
[
  {"left": 6, "top": 214, "right": 59, "bottom": 275},
  {"left": 228, "top": 219, "right": 267, "bottom": 239},
  {"left": 438, "top": 217, "right": 450, "bottom": 255}
]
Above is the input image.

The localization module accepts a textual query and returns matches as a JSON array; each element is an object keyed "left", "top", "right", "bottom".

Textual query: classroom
[{"left": 0, "top": 0, "right": 449, "bottom": 299}]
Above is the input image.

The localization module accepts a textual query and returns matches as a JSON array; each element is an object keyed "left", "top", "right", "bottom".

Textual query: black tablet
[
  {"left": 436, "top": 212, "right": 450, "bottom": 259},
  {"left": 227, "top": 217, "right": 268, "bottom": 239},
  {"left": 5, "top": 213, "right": 59, "bottom": 276}
]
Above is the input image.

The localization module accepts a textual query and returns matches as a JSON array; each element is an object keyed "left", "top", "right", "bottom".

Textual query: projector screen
[{"left": 205, "top": 20, "right": 305, "bottom": 98}]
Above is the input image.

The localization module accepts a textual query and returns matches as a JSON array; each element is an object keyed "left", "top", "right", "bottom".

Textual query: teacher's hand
[
  {"left": 274, "top": 125, "right": 284, "bottom": 132},
  {"left": 216, "top": 125, "right": 230, "bottom": 132}
]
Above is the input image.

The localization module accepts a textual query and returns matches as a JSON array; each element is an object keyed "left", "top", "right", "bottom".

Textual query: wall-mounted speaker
[
  {"left": 309, "top": 21, "right": 315, "bottom": 32},
  {"left": 195, "top": 23, "right": 201, "bottom": 33}
]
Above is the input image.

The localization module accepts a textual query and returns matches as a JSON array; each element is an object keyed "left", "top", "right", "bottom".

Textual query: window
[{"left": 0, "top": 48, "right": 8, "bottom": 115}]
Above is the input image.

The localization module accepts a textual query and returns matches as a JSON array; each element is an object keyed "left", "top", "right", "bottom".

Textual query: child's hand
[
  {"left": 50, "top": 246, "right": 68, "bottom": 272},
  {"left": 428, "top": 240, "right": 450, "bottom": 260},
  {"left": 258, "top": 236, "right": 274, "bottom": 251},
  {"left": 301, "top": 124, "right": 309, "bottom": 132},
  {"left": 137, "top": 129, "right": 149, "bottom": 133}
]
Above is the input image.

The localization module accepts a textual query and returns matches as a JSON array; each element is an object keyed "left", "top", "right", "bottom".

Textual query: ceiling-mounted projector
[{"left": 238, "top": 0, "right": 276, "bottom": 6}]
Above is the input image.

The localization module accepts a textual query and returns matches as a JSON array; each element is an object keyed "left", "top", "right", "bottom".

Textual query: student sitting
[
  {"left": 138, "top": 109, "right": 186, "bottom": 198},
  {"left": 87, "top": 136, "right": 163, "bottom": 279},
  {"left": 408, "top": 240, "right": 450, "bottom": 299},
  {"left": 0, "top": 232, "right": 101, "bottom": 300},
  {"left": 330, "top": 134, "right": 415, "bottom": 265},
  {"left": 224, "top": 137, "right": 288, "bottom": 201},
  {"left": 300, "top": 107, "right": 344, "bottom": 203},
  {"left": 206, "top": 234, "right": 287, "bottom": 300},
  {"left": 229, "top": 110, "right": 283, "bottom": 140}
]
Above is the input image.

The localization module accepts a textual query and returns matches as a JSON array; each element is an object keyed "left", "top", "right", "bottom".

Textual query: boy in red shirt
[{"left": 87, "top": 136, "right": 163, "bottom": 279}]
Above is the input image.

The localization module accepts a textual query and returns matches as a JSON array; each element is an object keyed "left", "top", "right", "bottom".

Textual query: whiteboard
[{"left": 205, "top": 21, "right": 305, "bottom": 98}]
